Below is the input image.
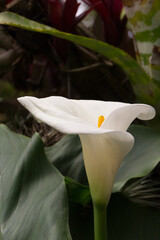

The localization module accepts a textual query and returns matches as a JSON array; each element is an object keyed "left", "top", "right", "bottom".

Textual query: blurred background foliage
[
  {"left": 1, "top": 0, "right": 160, "bottom": 128},
  {"left": 0, "top": 0, "right": 136, "bottom": 126}
]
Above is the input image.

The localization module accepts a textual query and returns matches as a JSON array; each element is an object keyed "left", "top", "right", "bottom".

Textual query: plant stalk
[{"left": 93, "top": 202, "right": 108, "bottom": 240}]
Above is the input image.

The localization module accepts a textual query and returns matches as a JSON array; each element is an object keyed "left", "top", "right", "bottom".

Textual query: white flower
[{"left": 17, "top": 96, "right": 155, "bottom": 206}]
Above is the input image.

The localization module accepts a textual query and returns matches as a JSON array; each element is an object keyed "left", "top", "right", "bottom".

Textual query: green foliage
[
  {"left": 0, "top": 11, "right": 160, "bottom": 106},
  {"left": 45, "top": 125, "right": 160, "bottom": 193},
  {"left": 108, "top": 193, "right": 160, "bottom": 240},
  {"left": 1, "top": 124, "right": 160, "bottom": 239},
  {"left": 65, "top": 177, "right": 91, "bottom": 206},
  {"left": 69, "top": 193, "right": 160, "bottom": 240},
  {"left": 113, "top": 125, "right": 160, "bottom": 192},
  {"left": 45, "top": 134, "right": 87, "bottom": 185},
  {"left": 0, "top": 124, "right": 71, "bottom": 240}
]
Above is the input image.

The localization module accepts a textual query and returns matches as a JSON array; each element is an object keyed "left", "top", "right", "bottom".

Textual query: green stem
[{"left": 93, "top": 202, "right": 108, "bottom": 240}]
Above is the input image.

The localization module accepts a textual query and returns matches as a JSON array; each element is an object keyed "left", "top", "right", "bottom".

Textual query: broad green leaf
[
  {"left": 0, "top": 11, "right": 160, "bottom": 105},
  {"left": 113, "top": 125, "right": 160, "bottom": 192},
  {"left": 69, "top": 193, "right": 160, "bottom": 240},
  {"left": 46, "top": 125, "right": 160, "bottom": 195},
  {"left": 108, "top": 194, "right": 160, "bottom": 240},
  {"left": 46, "top": 135, "right": 91, "bottom": 206},
  {"left": 45, "top": 134, "right": 87, "bottom": 185},
  {"left": 0, "top": 124, "right": 71, "bottom": 240},
  {"left": 1, "top": 124, "right": 160, "bottom": 240}
]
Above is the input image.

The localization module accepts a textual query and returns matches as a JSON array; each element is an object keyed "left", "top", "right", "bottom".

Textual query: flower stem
[{"left": 93, "top": 202, "right": 108, "bottom": 240}]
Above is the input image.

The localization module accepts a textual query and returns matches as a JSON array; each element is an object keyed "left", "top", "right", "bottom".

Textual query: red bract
[
  {"left": 41, "top": 0, "right": 93, "bottom": 60},
  {"left": 48, "top": 0, "right": 63, "bottom": 30},
  {"left": 63, "top": 0, "right": 80, "bottom": 32},
  {"left": 43, "top": 0, "right": 91, "bottom": 32},
  {"left": 82, "top": 0, "right": 126, "bottom": 45}
]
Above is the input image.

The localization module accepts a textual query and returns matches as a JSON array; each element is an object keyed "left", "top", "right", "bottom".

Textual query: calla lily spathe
[{"left": 17, "top": 96, "right": 155, "bottom": 205}]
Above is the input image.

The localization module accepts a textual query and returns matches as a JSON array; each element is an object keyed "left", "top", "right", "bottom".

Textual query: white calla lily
[{"left": 17, "top": 96, "right": 155, "bottom": 206}]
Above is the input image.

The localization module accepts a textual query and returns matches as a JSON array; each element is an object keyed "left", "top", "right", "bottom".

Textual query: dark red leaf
[
  {"left": 63, "top": 0, "right": 80, "bottom": 32},
  {"left": 111, "top": 0, "right": 123, "bottom": 25},
  {"left": 48, "top": 0, "right": 63, "bottom": 30},
  {"left": 82, "top": 0, "right": 110, "bottom": 22},
  {"left": 102, "top": 0, "right": 111, "bottom": 9},
  {"left": 81, "top": 0, "right": 126, "bottom": 45}
]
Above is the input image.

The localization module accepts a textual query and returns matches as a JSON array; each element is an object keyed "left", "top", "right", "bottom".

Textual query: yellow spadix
[{"left": 98, "top": 115, "right": 105, "bottom": 128}]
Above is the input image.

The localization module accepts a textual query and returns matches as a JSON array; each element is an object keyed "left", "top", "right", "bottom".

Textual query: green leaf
[
  {"left": 45, "top": 134, "right": 87, "bottom": 185},
  {"left": 113, "top": 125, "right": 160, "bottom": 192},
  {"left": 0, "top": 124, "right": 71, "bottom": 240},
  {"left": 69, "top": 193, "right": 160, "bottom": 240},
  {"left": 46, "top": 125, "right": 160, "bottom": 196},
  {"left": 1, "top": 124, "right": 160, "bottom": 239},
  {"left": 65, "top": 177, "right": 91, "bottom": 206},
  {"left": 46, "top": 135, "right": 91, "bottom": 206},
  {"left": 108, "top": 193, "right": 160, "bottom": 240},
  {"left": 0, "top": 11, "right": 160, "bottom": 105}
]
